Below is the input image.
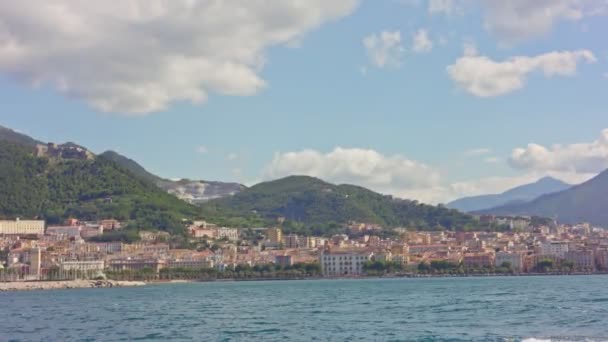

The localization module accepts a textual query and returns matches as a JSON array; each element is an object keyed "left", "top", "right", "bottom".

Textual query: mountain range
[
  {"left": 477, "top": 170, "right": 608, "bottom": 226},
  {"left": 0, "top": 124, "right": 477, "bottom": 235},
  {"left": 2, "top": 123, "right": 608, "bottom": 230},
  {"left": 447, "top": 177, "right": 572, "bottom": 212}
]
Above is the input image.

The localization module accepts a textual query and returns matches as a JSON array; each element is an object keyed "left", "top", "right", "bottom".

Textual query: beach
[{"left": 0, "top": 280, "right": 146, "bottom": 291}]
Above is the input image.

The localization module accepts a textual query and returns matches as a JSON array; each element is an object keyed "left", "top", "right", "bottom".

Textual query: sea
[{"left": 1, "top": 276, "right": 607, "bottom": 341}]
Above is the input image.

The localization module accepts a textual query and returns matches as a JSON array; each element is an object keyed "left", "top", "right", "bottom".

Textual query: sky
[{"left": 0, "top": 0, "right": 607, "bottom": 204}]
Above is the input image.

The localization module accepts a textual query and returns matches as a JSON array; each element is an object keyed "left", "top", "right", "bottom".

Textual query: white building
[
  {"left": 495, "top": 251, "right": 524, "bottom": 272},
  {"left": 216, "top": 227, "right": 239, "bottom": 241},
  {"left": 0, "top": 219, "right": 45, "bottom": 235},
  {"left": 60, "top": 260, "right": 105, "bottom": 272},
  {"left": 540, "top": 241, "right": 569, "bottom": 258},
  {"left": 320, "top": 249, "right": 374, "bottom": 276}
]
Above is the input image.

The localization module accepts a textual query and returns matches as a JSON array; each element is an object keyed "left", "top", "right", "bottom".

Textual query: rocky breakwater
[{"left": 0, "top": 280, "right": 146, "bottom": 291}]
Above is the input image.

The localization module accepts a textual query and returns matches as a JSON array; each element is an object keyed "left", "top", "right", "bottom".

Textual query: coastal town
[{"left": 2, "top": 215, "right": 608, "bottom": 285}]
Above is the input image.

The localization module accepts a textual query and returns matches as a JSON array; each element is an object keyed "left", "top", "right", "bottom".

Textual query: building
[
  {"left": 0, "top": 219, "right": 45, "bottom": 235},
  {"left": 495, "top": 251, "right": 524, "bottom": 272},
  {"left": 540, "top": 241, "right": 569, "bottom": 258},
  {"left": 266, "top": 228, "right": 283, "bottom": 244},
  {"left": 107, "top": 258, "right": 165, "bottom": 272},
  {"left": 143, "top": 244, "right": 170, "bottom": 255},
  {"left": 463, "top": 252, "right": 495, "bottom": 268},
  {"left": 564, "top": 250, "right": 595, "bottom": 270},
  {"left": 46, "top": 226, "right": 82, "bottom": 238},
  {"left": 275, "top": 255, "right": 293, "bottom": 268},
  {"left": 99, "top": 219, "right": 121, "bottom": 230},
  {"left": 216, "top": 227, "right": 239, "bottom": 241},
  {"left": 190, "top": 227, "right": 216, "bottom": 239},
  {"left": 60, "top": 260, "right": 105, "bottom": 272},
  {"left": 284, "top": 234, "right": 300, "bottom": 249},
  {"left": 30, "top": 248, "right": 41, "bottom": 277},
  {"left": 94, "top": 242, "right": 124, "bottom": 254},
  {"left": 320, "top": 249, "right": 373, "bottom": 276},
  {"left": 166, "top": 258, "right": 213, "bottom": 269}
]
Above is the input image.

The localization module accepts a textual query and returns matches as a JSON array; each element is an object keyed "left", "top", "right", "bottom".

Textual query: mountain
[
  {"left": 478, "top": 171, "right": 608, "bottom": 226},
  {"left": 0, "top": 138, "right": 197, "bottom": 235},
  {"left": 100, "top": 150, "right": 245, "bottom": 204},
  {"left": 200, "top": 175, "right": 478, "bottom": 235},
  {"left": 99, "top": 150, "right": 162, "bottom": 184},
  {"left": 447, "top": 177, "right": 571, "bottom": 212},
  {"left": 0, "top": 125, "right": 42, "bottom": 147}
]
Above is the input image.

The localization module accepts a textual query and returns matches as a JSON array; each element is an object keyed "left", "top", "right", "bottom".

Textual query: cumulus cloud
[
  {"left": 196, "top": 145, "right": 208, "bottom": 154},
  {"left": 226, "top": 153, "right": 239, "bottom": 161},
  {"left": 260, "top": 146, "right": 597, "bottom": 204},
  {"left": 264, "top": 147, "right": 441, "bottom": 194},
  {"left": 0, "top": 0, "right": 358, "bottom": 114},
  {"left": 412, "top": 29, "right": 433, "bottom": 53},
  {"left": 509, "top": 129, "right": 608, "bottom": 174},
  {"left": 479, "top": 0, "right": 603, "bottom": 45},
  {"left": 447, "top": 49, "right": 596, "bottom": 97},
  {"left": 363, "top": 31, "right": 405, "bottom": 68}
]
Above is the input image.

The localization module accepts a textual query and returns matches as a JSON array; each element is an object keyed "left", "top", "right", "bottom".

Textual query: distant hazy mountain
[
  {"left": 478, "top": 171, "right": 608, "bottom": 226},
  {"left": 100, "top": 150, "right": 245, "bottom": 204},
  {"left": 447, "top": 177, "right": 571, "bottom": 212}
]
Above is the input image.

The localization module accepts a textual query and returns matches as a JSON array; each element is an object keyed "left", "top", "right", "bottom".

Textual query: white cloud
[
  {"left": 447, "top": 49, "right": 596, "bottom": 97},
  {"left": 428, "top": 0, "right": 457, "bottom": 15},
  {"left": 0, "top": 0, "right": 358, "bottom": 114},
  {"left": 264, "top": 147, "right": 441, "bottom": 194},
  {"left": 484, "top": 157, "right": 500, "bottom": 164},
  {"left": 260, "top": 146, "right": 598, "bottom": 204},
  {"left": 509, "top": 129, "right": 608, "bottom": 174},
  {"left": 464, "top": 147, "right": 492, "bottom": 156},
  {"left": 196, "top": 145, "right": 208, "bottom": 154},
  {"left": 479, "top": 0, "right": 605, "bottom": 45},
  {"left": 412, "top": 29, "right": 433, "bottom": 54},
  {"left": 226, "top": 153, "right": 239, "bottom": 161},
  {"left": 363, "top": 31, "right": 405, "bottom": 68}
]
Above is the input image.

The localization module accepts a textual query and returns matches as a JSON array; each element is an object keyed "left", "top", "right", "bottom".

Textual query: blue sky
[{"left": 0, "top": 0, "right": 607, "bottom": 203}]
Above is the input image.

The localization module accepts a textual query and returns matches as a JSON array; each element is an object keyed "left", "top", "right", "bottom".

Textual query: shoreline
[
  {"left": 3, "top": 272, "right": 607, "bottom": 291},
  {"left": 0, "top": 280, "right": 146, "bottom": 292}
]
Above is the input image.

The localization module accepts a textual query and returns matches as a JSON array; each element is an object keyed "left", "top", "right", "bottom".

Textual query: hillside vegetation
[
  {"left": 0, "top": 142, "right": 197, "bottom": 234},
  {"left": 201, "top": 176, "right": 479, "bottom": 235}
]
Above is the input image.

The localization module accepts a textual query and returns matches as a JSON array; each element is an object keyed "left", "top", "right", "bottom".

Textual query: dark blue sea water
[{"left": 1, "top": 276, "right": 607, "bottom": 341}]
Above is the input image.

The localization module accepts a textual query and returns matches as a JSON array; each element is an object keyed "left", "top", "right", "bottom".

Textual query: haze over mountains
[
  {"left": 478, "top": 170, "right": 608, "bottom": 226},
  {"left": 447, "top": 177, "right": 572, "bottom": 212}
]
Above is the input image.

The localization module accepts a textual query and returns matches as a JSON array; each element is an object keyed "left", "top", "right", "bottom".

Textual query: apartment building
[{"left": 320, "top": 249, "right": 373, "bottom": 276}]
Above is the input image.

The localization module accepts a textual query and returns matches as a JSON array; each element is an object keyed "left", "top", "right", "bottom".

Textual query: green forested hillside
[
  {"left": 0, "top": 142, "right": 197, "bottom": 234},
  {"left": 99, "top": 150, "right": 163, "bottom": 184},
  {"left": 201, "top": 176, "right": 478, "bottom": 234}
]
